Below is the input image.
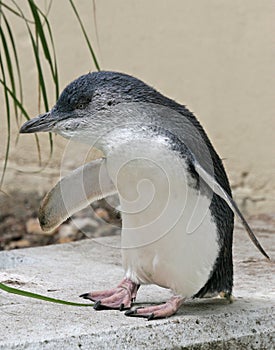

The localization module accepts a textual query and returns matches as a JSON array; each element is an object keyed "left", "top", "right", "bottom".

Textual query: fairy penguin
[{"left": 20, "top": 71, "right": 268, "bottom": 319}]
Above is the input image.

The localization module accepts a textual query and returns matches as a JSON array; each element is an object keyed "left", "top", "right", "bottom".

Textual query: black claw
[
  {"left": 125, "top": 309, "right": 137, "bottom": 316},
  {"left": 93, "top": 301, "right": 118, "bottom": 311},
  {"left": 125, "top": 308, "right": 154, "bottom": 319},
  {"left": 79, "top": 293, "right": 90, "bottom": 299},
  {"left": 93, "top": 300, "right": 102, "bottom": 310},
  {"left": 119, "top": 303, "right": 125, "bottom": 311}
]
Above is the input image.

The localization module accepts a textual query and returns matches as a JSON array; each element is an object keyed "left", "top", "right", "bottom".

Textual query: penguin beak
[{"left": 20, "top": 111, "right": 56, "bottom": 134}]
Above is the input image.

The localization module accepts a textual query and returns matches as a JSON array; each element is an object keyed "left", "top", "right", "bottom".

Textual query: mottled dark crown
[{"left": 56, "top": 71, "right": 163, "bottom": 112}]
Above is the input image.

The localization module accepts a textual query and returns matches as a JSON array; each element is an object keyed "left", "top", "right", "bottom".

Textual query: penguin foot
[
  {"left": 79, "top": 278, "right": 140, "bottom": 310},
  {"left": 125, "top": 295, "right": 185, "bottom": 320}
]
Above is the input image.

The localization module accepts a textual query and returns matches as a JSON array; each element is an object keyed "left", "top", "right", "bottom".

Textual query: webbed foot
[
  {"left": 80, "top": 278, "right": 139, "bottom": 310},
  {"left": 125, "top": 295, "right": 185, "bottom": 320}
]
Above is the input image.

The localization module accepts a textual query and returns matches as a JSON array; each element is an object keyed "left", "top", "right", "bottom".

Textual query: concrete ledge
[{"left": 0, "top": 221, "right": 274, "bottom": 349}]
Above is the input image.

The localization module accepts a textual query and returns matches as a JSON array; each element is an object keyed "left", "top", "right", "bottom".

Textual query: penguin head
[{"left": 20, "top": 71, "right": 158, "bottom": 144}]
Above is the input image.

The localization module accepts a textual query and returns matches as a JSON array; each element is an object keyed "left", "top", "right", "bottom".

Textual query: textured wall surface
[{"left": 0, "top": 0, "right": 274, "bottom": 214}]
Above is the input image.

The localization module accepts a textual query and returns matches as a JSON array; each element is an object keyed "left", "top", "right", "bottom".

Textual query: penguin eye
[
  {"left": 76, "top": 98, "right": 91, "bottom": 110},
  {"left": 77, "top": 103, "right": 85, "bottom": 109}
]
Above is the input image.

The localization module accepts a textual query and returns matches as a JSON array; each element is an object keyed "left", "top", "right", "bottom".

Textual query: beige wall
[{"left": 0, "top": 0, "right": 274, "bottom": 214}]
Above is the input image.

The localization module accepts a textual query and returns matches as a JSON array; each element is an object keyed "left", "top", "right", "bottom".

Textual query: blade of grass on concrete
[{"left": 0, "top": 282, "right": 94, "bottom": 307}]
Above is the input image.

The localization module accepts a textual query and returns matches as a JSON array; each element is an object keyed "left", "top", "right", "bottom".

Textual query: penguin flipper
[
  {"left": 193, "top": 160, "right": 269, "bottom": 259},
  {"left": 39, "top": 158, "right": 117, "bottom": 232}
]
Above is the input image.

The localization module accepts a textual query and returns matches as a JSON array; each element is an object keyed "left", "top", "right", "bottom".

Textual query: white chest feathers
[{"left": 106, "top": 134, "right": 219, "bottom": 298}]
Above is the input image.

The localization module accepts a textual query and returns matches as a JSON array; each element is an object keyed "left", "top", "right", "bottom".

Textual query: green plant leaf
[
  {"left": 0, "top": 282, "right": 94, "bottom": 307},
  {"left": 11, "top": 2, "right": 48, "bottom": 112},
  {"left": 28, "top": 0, "right": 59, "bottom": 98},
  {"left": 1, "top": 12, "right": 23, "bottom": 126},
  {"left": 0, "top": 78, "right": 43, "bottom": 167},
  {"left": 0, "top": 78, "right": 30, "bottom": 120},
  {"left": 69, "top": 0, "right": 100, "bottom": 71},
  {"left": 0, "top": 1, "right": 34, "bottom": 22},
  {"left": 0, "top": 50, "right": 11, "bottom": 188},
  {"left": 0, "top": 22, "right": 18, "bottom": 120}
]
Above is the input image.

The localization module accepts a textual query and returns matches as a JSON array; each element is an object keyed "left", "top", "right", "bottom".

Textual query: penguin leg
[
  {"left": 125, "top": 295, "right": 185, "bottom": 320},
  {"left": 80, "top": 278, "right": 140, "bottom": 310}
]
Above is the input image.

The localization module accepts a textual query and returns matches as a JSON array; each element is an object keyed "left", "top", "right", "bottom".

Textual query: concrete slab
[{"left": 0, "top": 220, "right": 274, "bottom": 349}]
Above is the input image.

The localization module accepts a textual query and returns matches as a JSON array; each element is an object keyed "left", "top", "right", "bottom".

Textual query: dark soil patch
[{"left": 0, "top": 191, "right": 121, "bottom": 250}]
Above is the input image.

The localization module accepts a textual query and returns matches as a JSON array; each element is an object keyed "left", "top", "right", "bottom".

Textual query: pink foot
[
  {"left": 80, "top": 278, "right": 139, "bottom": 310},
  {"left": 125, "top": 296, "right": 185, "bottom": 320}
]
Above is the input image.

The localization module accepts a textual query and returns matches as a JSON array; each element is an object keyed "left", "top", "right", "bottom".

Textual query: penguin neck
[{"left": 97, "top": 125, "right": 157, "bottom": 155}]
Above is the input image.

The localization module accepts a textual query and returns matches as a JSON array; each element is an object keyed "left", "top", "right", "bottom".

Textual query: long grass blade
[
  {"left": 0, "top": 1, "right": 34, "bottom": 23},
  {"left": 0, "top": 282, "right": 94, "bottom": 307},
  {"left": 0, "top": 50, "right": 11, "bottom": 189},
  {"left": 0, "top": 78, "right": 29, "bottom": 120},
  {"left": 0, "top": 78, "right": 42, "bottom": 167},
  {"left": 68, "top": 0, "right": 100, "bottom": 71},
  {"left": 26, "top": 2, "right": 55, "bottom": 159},
  {"left": 8, "top": 2, "right": 54, "bottom": 166},
  {"left": 31, "top": 1, "right": 59, "bottom": 99},
  {"left": 92, "top": 0, "right": 101, "bottom": 52},
  {"left": 1, "top": 12, "right": 24, "bottom": 126},
  {"left": 28, "top": 0, "right": 52, "bottom": 62},
  {"left": 28, "top": 27, "right": 49, "bottom": 111},
  {"left": 0, "top": 21, "right": 18, "bottom": 121},
  {"left": 11, "top": 1, "right": 48, "bottom": 112},
  {"left": 44, "top": 0, "right": 53, "bottom": 18}
]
